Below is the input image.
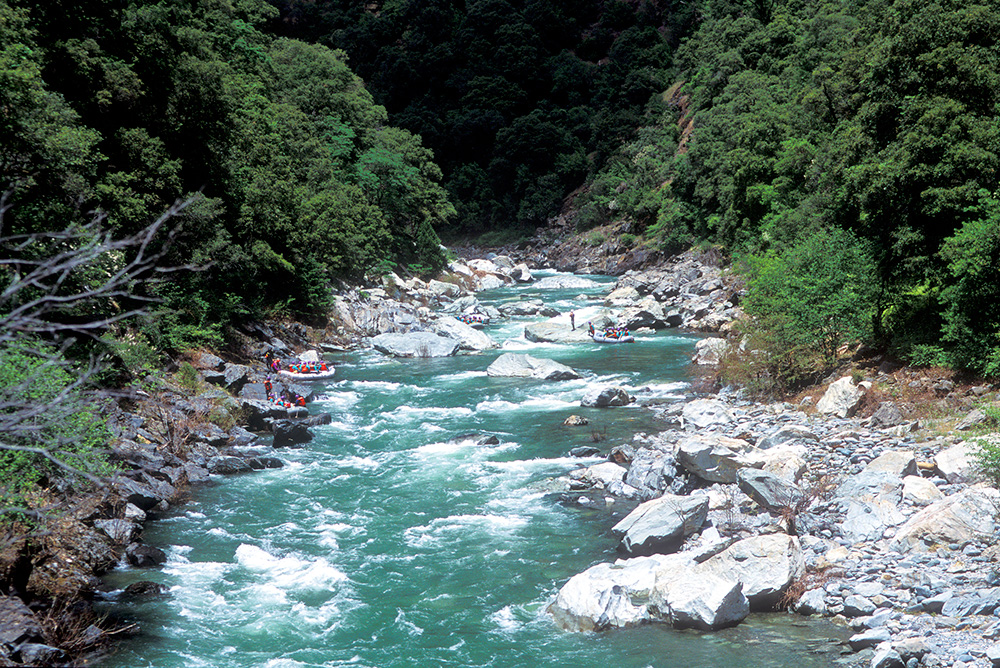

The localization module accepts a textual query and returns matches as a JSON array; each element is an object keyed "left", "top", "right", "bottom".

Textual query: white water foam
[
  {"left": 403, "top": 513, "right": 529, "bottom": 549},
  {"left": 393, "top": 609, "right": 424, "bottom": 636},
  {"left": 234, "top": 544, "right": 348, "bottom": 591},
  {"left": 475, "top": 396, "right": 578, "bottom": 413},
  {"left": 380, "top": 405, "right": 474, "bottom": 422}
]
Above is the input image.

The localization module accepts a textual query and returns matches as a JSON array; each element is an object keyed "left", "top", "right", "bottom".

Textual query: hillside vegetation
[{"left": 2, "top": 0, "right": 998, "bottom": 381}]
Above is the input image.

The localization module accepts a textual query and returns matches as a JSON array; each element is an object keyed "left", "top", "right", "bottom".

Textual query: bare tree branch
[{"left": 0, "top": 189, "right": 204, "bottom": 513}]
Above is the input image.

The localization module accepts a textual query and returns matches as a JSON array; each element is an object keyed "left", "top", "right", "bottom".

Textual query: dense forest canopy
[
  {"left": 2, "top": 0, "right": 452, "bottom": 346},
  {"left": 1, "top": 0, "right": 999, "bottom": 377}
]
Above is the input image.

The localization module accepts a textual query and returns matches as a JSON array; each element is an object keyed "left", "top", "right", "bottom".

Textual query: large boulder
[
  {"left": 486, "top": 353, "right": 581, "bottom": 381},
  {"left": 650, "top": 571, "right": 749, "bottom": 631},
  {"left": 534, "top": 275, "right": 599, "bottom": 290},
  {"left": 737, "top": 468, "right": 805, "bottom": 512},
  {"left": 902, "top": 475, "right": 944, "bottom": 506},
  {"left": 692, "top": 338, "right": 728, "bottom": 365},
  {"left": 681, "top": 399, "right": 734, "bottom": 430},
  {"left": 816, "top": 376, "right": 869, "bottom": 418},
  {"left": 431, "top": 317, "right": 498, "bottom": 351},
  {"left": 756, "top": 425, "right": 818, "bottom": 450},
  {"left": 523, "top": 321, "right": 594, "bottom": 344},
  {"left": 575, "top": 462, "right": 627, "bottom": 488},
  {"left": 892, "top": 484, "right": 1000, "bottom": 552},
  {"left": 207, "top": 456, "right": 253, "bottom": 474},
  {"left": 692, "top": 534, "right": 804, "bottom": 609},
  {"left": 221, "top": 363, "right": 252, "bottom": 394},
  {"left": 842, "top": 496, "right": 907, "bottom": 543},
  {"left": 676, "top": 434, "right": 755, "bottom": 484},
  {"left": 370, "top": 331, "right": 460, "bottom": 358},
  {"left": 624, "top": 448, "right": 685, "bottom": 500},
  {"left": 865, "top": 450, "right": 918, "bottom": 478},
  {"left": 612, "top": 494, "right": 708, "bottom": 556},
  {"left": 581, "top": 386, "right": 632, "bottom": 408},
  {"left": 548, "top": 553, "right": 691, "bottom": 632},
  {"left": 934, "top": 441, "right": 976, "bottom": 484},
  {"left": 271, "top": 419, "right": 314, "bottom": 448},
  {"left": 0, "top": 595, "right": 44, "bottom": 646}
]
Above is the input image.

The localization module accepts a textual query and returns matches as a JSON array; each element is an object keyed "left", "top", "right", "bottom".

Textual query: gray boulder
[
  {"left": 0, "top": 595, "right": 44, "bottom": 646},
  {"left": 681, "top": 399, "right": 734, "bottom": 430},
  {"left": 222, "top": 363, "right": 252, "bottom": 393},
  {"left": 125, "top": 543, "right": 167, "bottom": 567},
  {"left": 612, "top": 494, "right": 708, "bottom": 556},
  {"left": 548, "top": 553, "right": 690, "bottom": 632},
  {"left": 431, "top": 317, "right": 498, "bottom": 351},
  {"left": 676, "top": 434, "right": 754, "bottom": 484},
  {"left": 842, "top": 496, "right": 906, "bottom": 543},
  {"left": 207, "top": 456, "right": 253, "bottom": 474},
  {"left": 737, "top": 468, "right": 805, "bottom": 512},
  {"left": 371, "top": 331, "right": 460, "bottom": 358},
  {"left": 870, "top": 401, "right": 906, "bottom": 427},
  {"left": 893, "top": 485, "right": 1000, "bottom": 552},
  {"left": 524, "top": 321, "right": 594, "bottom": 344},
  {"left": 865, "top": 450, "right": 918, "bottom": 477},
  {"left": 581, "top": 387, "right": 632, "bottom": 407},
  {"left": 693, "top": 534, "right": 804, "bottom": 609},
  {"left": 272, "top": 419, "right": 314, "bottom": 448},
  {"left": 651, "top": 571, "right": 749, "bottom": 631},
  {"left": 816, "top": 376, "right": 868, "bottom": 417},
  {"left": 624, "top": 448, "right": 684, "bottom": 500},
  {"left": 692, "top": 337, "right": 728, "bottom": 365},
  {"left": 487, "top": 353, "right": 581, "bottom": 381},
  {"left": 756, "top": 425, "right": 818, "bottom": 450},
  {"left": 934, "top": 441, "right": 976, "bottom": 484},
  {"left": 93, "top": 519, "right": 139, "bottom": 545}
]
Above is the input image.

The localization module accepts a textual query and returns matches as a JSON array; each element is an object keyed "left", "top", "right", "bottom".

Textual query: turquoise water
[{"left": 101, "top": 273, "right": 850, "bottom": 667}]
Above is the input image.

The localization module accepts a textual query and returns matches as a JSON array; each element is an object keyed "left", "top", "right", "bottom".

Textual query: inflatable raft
[
  {"left": 590, "top": 330, "right": 635, "bottom": 344},
  {"left": 277, "top": 361, "right": 336, "bottom": 381},
  {"left": 456, "top": 313, "right": 489, "bottom": 328}
]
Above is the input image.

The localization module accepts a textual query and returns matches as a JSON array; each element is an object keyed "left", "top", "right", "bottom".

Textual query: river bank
[{"left": 1, "top": 243, "right": 997, "bottom": 667}]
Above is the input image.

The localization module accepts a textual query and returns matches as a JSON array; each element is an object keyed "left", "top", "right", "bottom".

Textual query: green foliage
[
  {"left": 267, "top": 0, "right": 679, "bottom": 230},
  {"left": 971, "top": 405, "right": 1000, "bottom": 486},
  {"left": 723, "top": 228, "right": 878, "bottom": 394},
  {"left": 0, "top": 340, "right": 115, "bottom": 504},
  {"left": 176, "top": 361, "right": 201, "bottom": 394},
  {"left": 2, "top": 0, "right": 456, "bottom": 331},
  {"left": 939, "top": 198, "right": 1000, "bottom": 376}
]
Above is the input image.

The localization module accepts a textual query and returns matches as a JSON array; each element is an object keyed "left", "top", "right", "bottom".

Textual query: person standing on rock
[{"left": 570, "top": 311, "right": 575, "bottom": 330}]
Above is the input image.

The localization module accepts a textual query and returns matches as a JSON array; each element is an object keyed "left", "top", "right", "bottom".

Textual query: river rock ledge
[{"left": 557, "top": 378, "right": 1000, "bottom": 668}]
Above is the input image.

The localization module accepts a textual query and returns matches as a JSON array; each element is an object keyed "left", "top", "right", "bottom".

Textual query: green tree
[{"left": 725, "top": 228, "right": 878, "bottom": 394}]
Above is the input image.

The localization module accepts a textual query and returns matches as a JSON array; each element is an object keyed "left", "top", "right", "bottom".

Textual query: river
[{"left": 101, "top": 271, "right": 850, "bottom": 667}]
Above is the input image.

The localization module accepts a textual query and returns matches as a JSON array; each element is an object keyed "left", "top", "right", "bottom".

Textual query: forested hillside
[
  {"left": 2, "top": 0, "right": 999, "bottom": 378},
  {"left": 2, "top": 0, "right": 452, "bottom": 347}
]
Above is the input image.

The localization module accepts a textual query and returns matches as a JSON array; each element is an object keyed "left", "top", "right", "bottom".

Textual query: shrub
[
  {"left": 176, "top": 362, "right": 201, "bottom": 393},
  {"left": 722, "top": 228, "right": 879, "bottom": 396},
  {"left": 0, "top": 340, "right": 115, "bottom": 509},
  {"left": 971, "top": 405, "right": 1000, "bottom": 486}
]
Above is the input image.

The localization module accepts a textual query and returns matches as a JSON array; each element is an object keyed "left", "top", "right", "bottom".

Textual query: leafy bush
[
  {"left": 971, "top": 405, "right": 1000, "bottom": 486},
  {"left": 0, "top": 341, "right": 115, "bottom": 507},
  {"left": 722, "top": 228, "right": 878, "bottom": 395},
  {"left": 176, "top": 362, "right": 201, "bottom": 394},
  {"left": 939, "top": 208, "right": 1000, "bottom": 377}
]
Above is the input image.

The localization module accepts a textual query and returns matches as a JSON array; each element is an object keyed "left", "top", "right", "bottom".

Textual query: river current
[{"left": 102, "top": 272, "right": 849, "bottom": 667}]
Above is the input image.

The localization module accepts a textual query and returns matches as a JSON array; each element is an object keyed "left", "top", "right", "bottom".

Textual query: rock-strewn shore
[{"left": 556, "top": 355, "right": 1000, "bottom": 667}]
